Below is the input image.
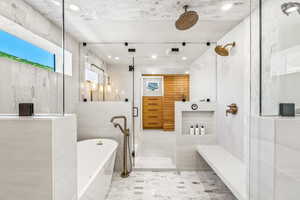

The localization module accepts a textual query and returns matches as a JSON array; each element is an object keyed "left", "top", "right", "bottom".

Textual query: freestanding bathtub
[{"left": 77, "top": 139, "right": 118, "bottom": 200}]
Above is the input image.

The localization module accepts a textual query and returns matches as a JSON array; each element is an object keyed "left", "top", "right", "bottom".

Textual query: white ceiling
[{"left": 24, "top": 0, "right": 254, "bottom": 67}]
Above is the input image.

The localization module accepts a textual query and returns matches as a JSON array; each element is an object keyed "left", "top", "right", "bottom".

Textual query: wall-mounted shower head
[
  {"left": 215, "top": 42, "right": 236, "bottom": 57},
  {"left": 175, "top": 5, "right": 199, "bottom": 31},
  {"left": 281, "top": 2, "right": 300, "bottom": 16}
]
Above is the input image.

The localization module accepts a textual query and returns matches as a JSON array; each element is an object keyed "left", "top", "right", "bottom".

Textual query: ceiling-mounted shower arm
[
  {"left": 215, "top": 42, "right": 236, "bottom": 57},
  {"left": 223, "top": 42, "right": 236, "bottom": 49},
  {"left": 183, "top": 5, "right": 189, "bottom": 12}
]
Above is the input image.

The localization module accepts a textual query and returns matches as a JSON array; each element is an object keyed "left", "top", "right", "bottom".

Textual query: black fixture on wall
[
  {"left": 129, "top": 65, "right": 134, "bottom": 72},
  {"left": 279, "top": 103, "right": 295, "bottom": 117},
  {"left": 19, "top": 103, "right": 34, "bottom": 116},
  {"left": 128, "top": 48, "right": 136, "bottom": 53},
  {"left": 171, "top": 48, "right": 180, "bottom": 52}
]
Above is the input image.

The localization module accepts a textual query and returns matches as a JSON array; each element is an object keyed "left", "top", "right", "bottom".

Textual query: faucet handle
[{"left": 226, "top": 103, "right": 238, "bottom": 116}]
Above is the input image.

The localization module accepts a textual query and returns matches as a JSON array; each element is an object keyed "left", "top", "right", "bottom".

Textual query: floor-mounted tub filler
[{"left": 77, "top": 139, "right": 118, "bottom": 200}]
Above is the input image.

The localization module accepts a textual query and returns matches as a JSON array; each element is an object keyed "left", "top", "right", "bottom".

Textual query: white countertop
[{"left": 0, "top": 114, "right": 75, "bottom": 120}]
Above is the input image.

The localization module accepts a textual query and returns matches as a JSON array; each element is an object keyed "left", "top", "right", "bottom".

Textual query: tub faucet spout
[{"left": 110, "top": 116, "right": 129, "bottom": 135}]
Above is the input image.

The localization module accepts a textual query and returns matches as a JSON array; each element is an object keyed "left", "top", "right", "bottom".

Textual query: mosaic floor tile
[{"left": 105, "top": 171, "right": 237, "bottom": 200}]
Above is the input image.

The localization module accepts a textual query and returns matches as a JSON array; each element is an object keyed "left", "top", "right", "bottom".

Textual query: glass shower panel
[
  {"left": 79, "top": 47, "right": 107, "bottom": 102},
  {"left": 0, "top": 0, "right": 65, "bottom": 115},
  {"left": 250, "top": 0, "right": 300, "bottom": 200},
  {"left": 260, "top": 0, "right": 300, "bottom": 116}
]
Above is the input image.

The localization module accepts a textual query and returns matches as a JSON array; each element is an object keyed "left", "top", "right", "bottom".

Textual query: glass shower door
[{"left": 250, "top": 0, "right": 300, "bottom": 200}]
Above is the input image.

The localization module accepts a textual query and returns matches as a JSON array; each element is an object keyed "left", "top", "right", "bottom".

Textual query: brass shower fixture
[
  {"left": 215, "top": 42, "right": 236, "bottom": 56},
  {"left": 175, "top": 5, "right": 199, "bottom": 31}
]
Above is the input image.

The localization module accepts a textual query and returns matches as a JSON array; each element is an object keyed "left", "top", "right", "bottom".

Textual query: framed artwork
[
  {"left": 146, "top": 81, "right": 160, "bottom": 91},
  {"left": 142, "top": 76, "right": 163, "bottom": 96}
]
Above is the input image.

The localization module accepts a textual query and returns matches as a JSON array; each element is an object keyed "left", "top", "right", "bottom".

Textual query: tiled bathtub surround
[{"left": 106, "top": 171, "right": 237, "bottom": 200}]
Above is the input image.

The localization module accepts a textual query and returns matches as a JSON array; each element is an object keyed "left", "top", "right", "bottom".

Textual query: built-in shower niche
[
  {"left": 175, "top": 102, "right": 216, "bottom": 170},
  {"left": 181, "top": 111, "right": 215, "bottom": 136},
  {"left": 175, "top": 102, "right": 216, "bottom": 137}
]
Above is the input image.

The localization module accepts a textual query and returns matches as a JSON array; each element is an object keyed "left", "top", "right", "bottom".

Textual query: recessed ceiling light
[
  {"left": 151, "top": 55, "right": 157, "bottom": 59},
  {"left": 108, "top": 55, "right": 112, "bottom": 59},
  {"left": 51, "top": 0, "right": 61, "bottom": 6},
  {"left": 115, "top": 57, "right": 120, "bottom": 60},
  {"left": 69, "top": 4, "right": 80, "bottom": 11},
  {"left": 182, "top": 56, "right": 187, "bottom": 60},
  {"left": 222, "top": 3, "right": 233, "bottom": 11},
  {"left": 185, "top": 71, "right": 189, "bottom": 74}
]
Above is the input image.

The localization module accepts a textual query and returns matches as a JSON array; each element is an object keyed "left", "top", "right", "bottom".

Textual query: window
[{"left": 0, "top": 30, "right": 55, "bottom": 71}]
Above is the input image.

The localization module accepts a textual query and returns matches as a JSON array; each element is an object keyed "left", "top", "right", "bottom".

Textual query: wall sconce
[
  {"left": 89, "top": 81, "right": 97, "bottom": 102},
  {"left": 106, "top": 76, "right": 112, "bottom": 93},
  {"left": 99, "top": 85, "right": 104, "bottom": 92}
]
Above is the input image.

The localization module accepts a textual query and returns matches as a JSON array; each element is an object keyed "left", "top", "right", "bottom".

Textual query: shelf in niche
[
  {"left": 181, "top": 111, "right": 214, "bottom": 136},
  {"left": 181, "top": 134, "right": 212, "bottom": 137}
]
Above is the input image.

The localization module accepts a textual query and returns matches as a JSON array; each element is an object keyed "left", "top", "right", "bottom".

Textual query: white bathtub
[{"left": 77, "top": 139, "right": 118, "bottom": 200}]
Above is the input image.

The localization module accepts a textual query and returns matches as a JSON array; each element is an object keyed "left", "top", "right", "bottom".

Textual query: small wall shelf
[{"left": 175, "top": 102, "right": 217, "bottom": 170}]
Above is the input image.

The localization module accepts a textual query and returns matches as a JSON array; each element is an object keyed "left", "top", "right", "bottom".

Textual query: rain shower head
[
  {"left": 215, "top": 42, "right": 236, "bottom": 57},
  {"left": 281, "top": 2, "right": 300, "bottom": 15},
  {"left": 175, "top": 5, "right": 199, "bottom": 31}
]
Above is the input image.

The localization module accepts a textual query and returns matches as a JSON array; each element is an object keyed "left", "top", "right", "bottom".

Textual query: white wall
[
  {"left": 0, "top": 0, "right": 78, "bottom": 114},
  {"left": 189, "top": 48, "right": 217, "bottom": 102},
  {"left": 189, "top": 18, "right": 251, "bottom": 162},
  {"left": 216, "top": 17, "right": 251, "bottom": 162},
  {"left": 76, "top": 102, "right": 132, "bottom": 171},
  {"left": 0, "top": 0, "right": 109, "bottom": 114},
  {"left": 259, "top": 0, "right": 300, "bottom": 115}
]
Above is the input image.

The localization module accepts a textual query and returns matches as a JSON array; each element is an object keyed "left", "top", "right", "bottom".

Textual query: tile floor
[
  {"left": 135, "top": 157, "right": 176, "bottom": 169},
  {"left": 106, "top": 170, "right": 237, "bottom": 200},
  {"left": 135, "top": 130, "right": 176, "bottom": 169}
]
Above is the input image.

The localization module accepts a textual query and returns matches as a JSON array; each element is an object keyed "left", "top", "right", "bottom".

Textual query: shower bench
[{"left": 197, "top": 145, "right": 247, "bottom": 200}]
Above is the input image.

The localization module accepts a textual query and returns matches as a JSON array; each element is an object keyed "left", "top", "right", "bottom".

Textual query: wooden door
[{"left": 163, "top": 75, "right": 190, "bottom": 131}]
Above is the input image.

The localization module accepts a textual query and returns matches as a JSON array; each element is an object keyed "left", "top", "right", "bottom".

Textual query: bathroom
[{"left": 0, "top": 0, "right": 299, "bottom": 200}]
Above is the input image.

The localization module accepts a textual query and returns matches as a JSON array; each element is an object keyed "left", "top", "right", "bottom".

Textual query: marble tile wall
[
  {"left": 0, "top": 115, "right": 77, "bottom": 200},
  {"left": 0, "top": 0, "right": 110, "bottom": 114},
  {"left": 189, "top": 16, "right": 252, "bottom": 163},
  {"left": 250, "top": 117, "right": 300, "bottom": 200},
  {"left": 76, "top": 102, "right": 132, "bottom": 171},
  {"left": 260, "top": 0, "right": 300, "bottom": 115},
  {"left": 0, "top": 0, "right": 79, "bottom": 114}
]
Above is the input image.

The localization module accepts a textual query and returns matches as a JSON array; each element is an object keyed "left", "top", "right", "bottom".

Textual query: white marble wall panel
[
  {"left": 0, "top": 115, "right": 77, "bottom": 200},
  {"left": 275, "top": 118, "right": 300, "bottom": 200},
  {"left": 175, "top": 102, "right": 217, "bottom": 170},
  {"left": 0, "top": 0, "right": 80, "bottom": 114},
  {"left": 251, "top": 116, "right": 300, "bottom": 200},
  {"left": 76, "top": 102, "right": 132, "bottom": 171},
  {"left": 250, "top": 116, "right": 275, "bottom": 200},
  {"left": 260, "top": 0, "right": 300, "bottom": 115},
  {"left": 189, "top": 48, "right": 217, "bottom": 102}
]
